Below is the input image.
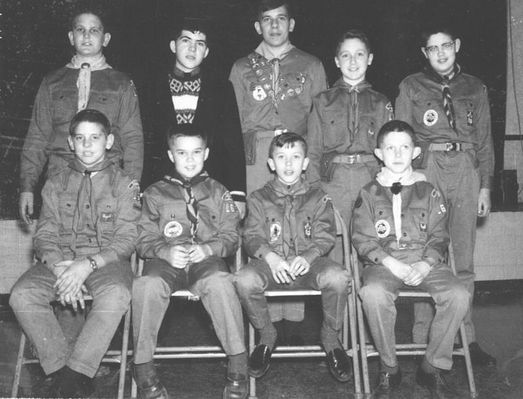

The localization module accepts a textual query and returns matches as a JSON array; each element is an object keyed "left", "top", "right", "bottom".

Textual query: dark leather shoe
[
  {"left": 248, "top": 344, "right": 272, "bottom": 378},
  {"left": 469, "top": 342, "right": 496, "bottom": 366},
  {"left": 373, "top": 368, "right": 402, "bottom": 399},
  {"left": 326, "top": 348, "right": 352, "bottom": 382},
  {"left": 134, "top": 364, "right": 169, "bottom": 399},
  {"left": 416, "top": 367, "right": 458, "bottom": 399},
  {"left": 223, "top": 373, "right": 248, "bottom": 399}
]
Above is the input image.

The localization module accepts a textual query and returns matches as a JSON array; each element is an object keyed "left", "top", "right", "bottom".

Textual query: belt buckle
[
  {"left": 445, "top": 142, "right": 456, "bottom": 151},
  {"left": 346, "top": 154, "right": 357, "bottom": 164}
]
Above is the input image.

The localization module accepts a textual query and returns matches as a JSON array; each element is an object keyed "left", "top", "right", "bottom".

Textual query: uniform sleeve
[
  {"left": 423, "top": 188, "right": 450, "bottom": 265},
  {"left": 310, "top": 61, "right": 328, "bottom": 97},
  {"left": 98, "top": 177, "right": 141, "bottom": 264},
  {"left": 475, "top": 85, "right": 494, "bottom": 189},
  {"left": 20, "top": 78, "right": 53, "bottom": 193},
  {"left": 299, "top": 193, "right": 336, "bottom": 265},
  {"left": 33, "top": 179, "right": 64, "bottom": 269},
  {"left": 351, "top": 190, "right": 390, "bottom": 266},
  {"left": 394, "top": 80, "right": 414, "bottom": 127},
  {"left": 229, "top": 62, "right": 248, "bottom": 133},
  {"left": 136, "top": 190, "right": 171, "bottom": 259},
  {"left": 201, "top": 189, "right": 240, "bottom": 257},
  {"left": 116, "top": 80, "right": 144, "bottom": 182},
  {"left": 306, "top": 97, "right": 324, "bottom": 186},
  {"left": 242, "top": 193, "right": 273, "bottom": 260}
]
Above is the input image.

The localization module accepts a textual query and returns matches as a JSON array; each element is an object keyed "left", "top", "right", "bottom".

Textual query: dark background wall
[{"left": 0, "top": 0, "right": 506, "bottom": 218}]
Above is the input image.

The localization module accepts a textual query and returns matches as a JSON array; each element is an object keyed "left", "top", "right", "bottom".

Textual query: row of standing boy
[{"left": 11, "top": 0, "right": 495, "bottom": 398}]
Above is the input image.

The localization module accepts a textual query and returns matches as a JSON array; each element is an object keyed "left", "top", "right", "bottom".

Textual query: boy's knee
[
  {"left": 201, "top": 271, "right": 234, "bottom": 295},
  {"left": 234, "top": 268, "right": 263, "bottom": 295},
  {"left": 448, "top": 283, "right": 470, "bottom": 311},
  {"left": 359, "top": 282, "right": 389, "bottom": 306},
  {"left": 319, "top": 266, "right": 350, "bottom": 293},
  {"left": 97, "top": 281, "right": 131, "bottom": 311},
  {"left": 132, "top": 275, "right": 171, "bottom": 300}
]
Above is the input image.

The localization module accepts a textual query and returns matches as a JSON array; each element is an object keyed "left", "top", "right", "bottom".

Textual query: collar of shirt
[
  {"left": 255, "top": 41, "right": 294, "bottom": 61},
  {"left": 268, "top": 176, "right": 308, "bottom": 197}
]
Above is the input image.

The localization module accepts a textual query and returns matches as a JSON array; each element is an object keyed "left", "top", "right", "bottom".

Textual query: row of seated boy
[{"left": 9, "top": 110, "right": 468, "bottom": 399}]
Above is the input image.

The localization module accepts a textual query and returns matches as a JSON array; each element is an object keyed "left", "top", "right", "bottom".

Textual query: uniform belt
[
  {"left": 332, "top": 154, "right": 376, "bottom": 164},
  {"left": 428, "top": 142, "right": 474, "bottom": 152}
]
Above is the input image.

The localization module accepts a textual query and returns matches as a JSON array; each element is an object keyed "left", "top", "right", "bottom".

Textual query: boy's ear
[
  {"left": 334, "top": 56, "right": 340, "bottom": 69},
  {"left": 254, "top": 21, "right": 262, "bottom": 35},
  {"left": 374, "top": 148, "right": 384, "bottom": 161},
  {"left": 169, "top": 40, "right": 177, "bottom": 54},
  {"left": 67, "top": 136, "right": 74, "bottom": 151},
  {"left": 102, "top": 32, "right": 111, "bottom": 48},
  {"left": 367, "top": 52, "right": 374, "bottom": 66},
  {"left": 105, "top": 134, "right": 115, "bottom": 150},
  {"left": 412, "top": 146, "right": 422, "bottom": 160},
  {"left": 420, "top": 46, "right": 429, "bottom": 59},
  {"left": 454, "top": 38, "right": 461, "bottom": 53},
  {"left": 204, "top": 147, "right": 209, "bottom": 161},
  {"left": 203, "top": 47, "right": 210, "bottom": 59},
  {"left": 302, "top": 157, "right": 310, "bottom": 171},
  {"left": 267, "top": 157, "right": 276, "bottom": 172},
  {"left": 68, "top": 31, "right": 74, "bottom": 46},
  {"left": 167, "top": 149, "right": 175, "bottom": 164},
  {"left": 289, "top": 18, "right": 295, "bottom": 32}
]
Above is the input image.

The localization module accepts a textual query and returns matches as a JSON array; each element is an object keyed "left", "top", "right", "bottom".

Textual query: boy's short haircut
[
  {"left": 420, "top": 25, "right": 457, "bottom": 47},
  {"left": 69, "top": 109, "right": 111, "bottom": 136},
  {"left": 256, "top": 0, "right": 293, "bottom": 20},
  {"left": 166, "top": 123, "right": 208, "bottom": 147},
  {"left": 268, "top": 132, "right": 307, "bottom": 158},
  {"left": 69, "top": 7, "right": 109, "bottom": 32},
  {"left": 336, "top": 29, "right": 372, "bottom": 55},
  {"left": 169, "top": 17, "right": 210, "bottom": 41},
  {"left": 376, "top": 120, "right": 417, "bottom": 148}
]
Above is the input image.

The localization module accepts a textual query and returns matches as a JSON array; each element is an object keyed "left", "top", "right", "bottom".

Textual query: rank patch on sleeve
[{"left": 222, "top": 191, "right": 239, "bottom": 213}]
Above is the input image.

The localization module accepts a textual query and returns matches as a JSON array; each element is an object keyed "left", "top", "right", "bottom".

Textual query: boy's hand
[
  {"left": 265, "top": 252, "right": 292, "bottom": 284},
  {"left": 477, "top": 188, "right": 491, "bottom": 217},
  {"left": 59, "top": 285, "right": 89, "bottom": 312},
  {"left": 165, "top": 245, "right": 190, "bottom": 269},
  {"left": 19, "top": 192, "right": 34, "bottom": 225},
  {"left": 382, "top": 256, "right": 412, "bottom": 281},
  {"left": 188, "top": 245, "right": 212, "bottom": 263},
  {"left": 54, "top": 259, "right": 92, "bottom": 302},
  {"left": 403, "top": 261, "right": 431, "bottom": 286},
  {"left": 52, "top": 260, "right": 73, "bottom": 279},
  {"left": 288, "top": 256, "right": 310, "bottom": 278}
]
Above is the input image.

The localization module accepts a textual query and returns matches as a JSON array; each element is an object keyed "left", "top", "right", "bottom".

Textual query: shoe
[
  {"left": 53, "top": 367, "right": 95, "bottom": 398},
  {"left": 223, "top": 373, "right": 248, "bottom": 399},
  {"left": 325, "top": 348, "right": 352, "bottom": 383},
  {"left": 416, "top": 367, "right": 458, "bottom": 399},
  {"left": 134, "top": 363, "right": 169, "bottom": 399},
  {"left": 373, "top": 368, "right": 402, "bottom": 399},
  {"left": 469, "top": 342, "right": 496, "bottom": 366},
  {"left": 248, "top": 344, "right": 272, "bottom": 378}
]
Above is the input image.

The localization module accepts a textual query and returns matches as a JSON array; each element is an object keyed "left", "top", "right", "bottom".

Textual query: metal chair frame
[
  {"left": 352, "top": 244, "right": 477, "bottom": 398},
  {"left": 247, "top": 208, "right": 362, "bottom": 399}
]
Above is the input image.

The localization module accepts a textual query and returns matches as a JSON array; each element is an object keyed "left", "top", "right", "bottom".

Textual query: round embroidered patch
[
  {"left": 252, "top": 85, "right": 267, "bottom": 101},
  {"left": 269, "top": 222, "right": 282, "bottom": 242},
  {"left": 164, "top": 221, "right": 183, "bottom": 238},
  {"left": 375, "top": 219, "right": 391, "bottom": 238},
  {"left": 423, "top": 109, "right": 438, "bottom": 126}
]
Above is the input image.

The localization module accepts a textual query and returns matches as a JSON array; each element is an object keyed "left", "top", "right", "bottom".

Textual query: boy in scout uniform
[
  {"left": 352, "top": 120, "right": 469, "bottom": 398},
  {"left": 395, "top": 26, "right": 495, "bottom": 365},
  {"left": 132, "top": 124, "right": 248, "bottom": 399}
]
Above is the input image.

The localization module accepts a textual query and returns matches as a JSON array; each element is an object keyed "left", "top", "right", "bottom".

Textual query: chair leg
[
  {"left": 458, "top": 322, "right": 477, "bottom": 398},
  {"left": 118, "top": 309, "right": 131, "bottom": 399},
  {"left": 348, "top": 284, "right": 363, "bottom": 397},
  {"left": 356, "top": 294, "right": 371, "bottom": 395},
  {"left": 248, "top": 322, "right": 257, "bottom": 399},
  {"left": 11, "top": 332, "right": 26, "bottom": 398}
]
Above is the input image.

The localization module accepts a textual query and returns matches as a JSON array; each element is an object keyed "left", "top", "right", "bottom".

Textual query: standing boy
[
  {"left": 229, "top": 0, "right": 327, "bottom": 337},
  {"left": 395, "top": 26, "right": 495, "bottom": 365},
  {"left": 147, "top": 19, "right": 246, "bottom": 215},
  {"left": 132, "top": 124, "right": 248, "bottom": 399},
  {"left": 307, "top": 29, "right": 393, "bottom": 234},
  {"left": 352, "top": 120, "right": 469, "bottom": 398},
  {"left": 19, "top": 9, "right": 143, "bottom": 225},
  {"left": 235, "top": 132, "right": 352, "bottom": 383},
  {"left": 10, "top": 109, "right": 140, "bottom": 398}
]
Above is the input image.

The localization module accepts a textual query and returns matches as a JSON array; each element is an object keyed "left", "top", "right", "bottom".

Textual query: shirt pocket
[
  {"left": 454, "top": 97, "right": 477, "bottom": 134},
  {"left": 322, "top": 109, "right": 348, "bottom": 150},
  {"left": 51, "top": 89, "right": 77, "bottom": 126},
  {"left": 359, "top": 115, "right": 378, "bottom": 150},
  {"left": 98, "top": 198, "right": 118, "bottom": 241},
  {"left": 88, "top": 92, "right": 120, "bottom": 123},
  {"left": 404, "top": 206, "right": 428, "bottom": 242}
]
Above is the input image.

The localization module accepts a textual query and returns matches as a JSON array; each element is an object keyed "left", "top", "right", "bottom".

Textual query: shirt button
[{"left": 86, "top": 204, "right": 90, "bottom": 209}]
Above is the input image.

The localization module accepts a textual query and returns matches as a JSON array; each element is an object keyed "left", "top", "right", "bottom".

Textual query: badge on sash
[
  {"left": 164, "top": 220, "right": 183, "bottom": 238},
  {"left": 466, "top": 110, "right": 473, "bottom": 126},
  {"left": 375, "top": 219, "right": 391, "bottom": 238},
  {"left": 269, "top": 222, "right": 282, "bottom": 242},
  {"left": 252, "top": 85, "right": 267, "bottom": 101},
  {"left": 304, "top": 220, "right": 312, "bottom": 239},
  {"left": 423, "top": 109, "right": 438, "bottom": 126}
]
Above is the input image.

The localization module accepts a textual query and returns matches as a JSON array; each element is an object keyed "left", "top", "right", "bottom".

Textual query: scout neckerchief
[
  {"left": 424, "top": 64, "right": 461, "bottom": 131},
  {"left": 163, "top": 171, "right": 208, "bottom": 243},
  {"left": 67, "top": 158, "right": 114, "bottom": 256},
  {"left": 344, "top": 80, "right": 372, "bottom": 144},
  {"left": 66, "top": 54, "right": 112, "bottom": 112},
  {"left": 376, "top": 166, "right": 426, "bottom": 247},
  {"left": 168, "top": 67, "right": 202, "bottom": 124}
]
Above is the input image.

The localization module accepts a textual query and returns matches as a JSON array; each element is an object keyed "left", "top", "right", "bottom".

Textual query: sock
[
  {"left": 259, "top": 323, "right": 277, "bottom": 350},
  {"left": 134, "top": 360, "right": 158, "bottom": 386},
  {"left": 228, "top": 351, "right": 248, "bottom": 375},
  {"left": 320, "top": 325, "right": 341, "bottom": 353},
  {"left": 421, "top": 357, "right": 439, "bottom": 374},
  {"left": 380, "top": 360, "right": 399, "bottom": 375}
]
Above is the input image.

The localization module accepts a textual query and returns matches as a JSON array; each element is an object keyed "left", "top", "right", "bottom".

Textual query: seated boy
[
  {"left": 132, "top": 124, "right": 248, "bottom": 399},
  {"left": 351, "top": 120, "right": 470, "bottom": 399},
  {"left": 234, "top": 132, "right": 352, "bottom": 383},
  {"left": 9, "top": 109, "right": 140, "bottom": 398}
]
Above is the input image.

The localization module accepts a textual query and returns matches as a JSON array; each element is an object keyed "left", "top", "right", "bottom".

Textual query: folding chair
[
  {"left": 130, "top": 248, "right": 243, "bottom": 399},
  {"left": 352, "top": 245, "right": 477, "bottom": 398},
  {"left": 247, "top": 208, "right": 362, "bottom": 399},
  {"left": 11, "top": 253, "right": 137, "bottom": 399}
]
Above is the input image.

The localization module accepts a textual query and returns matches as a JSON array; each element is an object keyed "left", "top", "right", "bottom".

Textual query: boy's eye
[{"left": 278, "top": 16, "right": 288, "bottom": 22}]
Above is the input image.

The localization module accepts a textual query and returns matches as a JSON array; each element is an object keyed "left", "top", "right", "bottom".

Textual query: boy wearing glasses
[{"left": 395, "top": 26, "right": 495, "bottom": 366}]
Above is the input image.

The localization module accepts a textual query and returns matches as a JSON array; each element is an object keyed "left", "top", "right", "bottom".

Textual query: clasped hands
[
  {"left": 384, "top": 256, "right": 431, "bottom": 287},
  {"left": 265, "top": 252, "right": 310, "bottom": 284},
  {"left": 164, "top": 244, "right": 212, "bottom": 269},
  {"left": 53, "top": 259, "right": 93, "bottom": 312}
]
